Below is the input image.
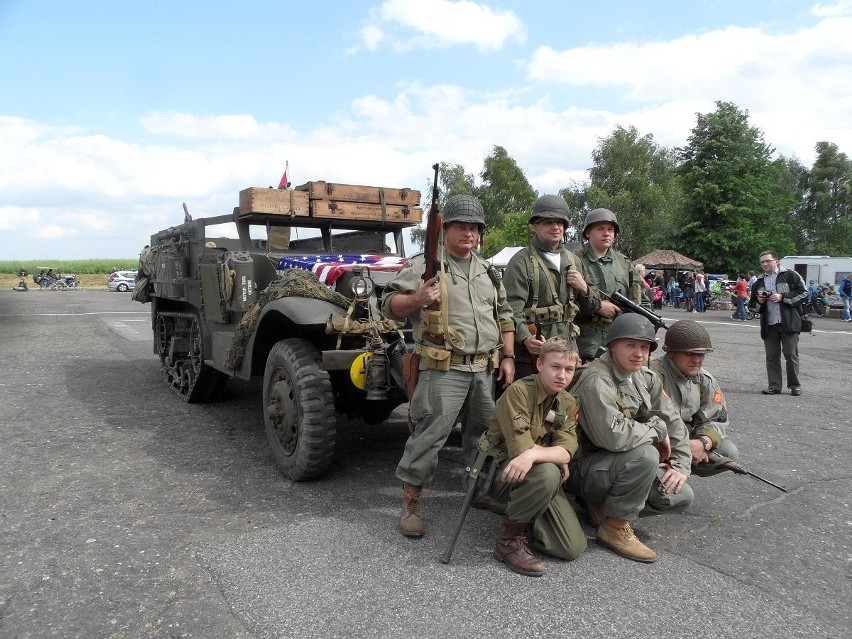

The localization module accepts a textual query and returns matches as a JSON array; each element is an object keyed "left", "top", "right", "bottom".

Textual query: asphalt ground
[{"left": 0, "top": 289, "right": 850, "bottom": 639}]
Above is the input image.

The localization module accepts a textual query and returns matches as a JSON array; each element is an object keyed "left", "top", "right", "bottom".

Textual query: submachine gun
[{"left": 605, "top": 290, "right": 668, "bottom": 332}]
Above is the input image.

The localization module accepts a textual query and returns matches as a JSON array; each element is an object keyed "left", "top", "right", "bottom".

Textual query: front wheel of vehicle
[{"left": 263, "top": 338, "right": 336, "bottom": 481}]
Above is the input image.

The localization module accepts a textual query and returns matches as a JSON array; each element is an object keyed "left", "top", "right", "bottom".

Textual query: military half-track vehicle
[{"left": 135, "top": 182, "right": 423, "bottom": 480}]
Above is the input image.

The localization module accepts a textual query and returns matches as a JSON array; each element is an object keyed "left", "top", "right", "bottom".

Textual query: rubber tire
[
  {"left": 117, "top": 283, "right": 128, "bottom": 292},
  {"left": 263, "top": 338, "right": 336, "bottom": 481}
]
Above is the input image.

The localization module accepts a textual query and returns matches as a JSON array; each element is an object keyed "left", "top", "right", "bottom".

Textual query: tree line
[{"left": 416, "top": 100, "right": 852, "bottom": 276}]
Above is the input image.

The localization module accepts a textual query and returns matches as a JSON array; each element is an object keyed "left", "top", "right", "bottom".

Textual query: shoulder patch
[{"left": 713, "top": 390, "right": 724, "bottom": 404}]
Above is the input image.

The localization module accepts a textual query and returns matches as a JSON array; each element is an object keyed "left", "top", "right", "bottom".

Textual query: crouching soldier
[
  {"left": 485, "top": 336, "right": 587, "bottom": 577},
  {"left": 649, "top": 320, "right": 739, "bottom": 475},
  {"left": 567, "top": 314, "right": 693, "bottom": 563}
]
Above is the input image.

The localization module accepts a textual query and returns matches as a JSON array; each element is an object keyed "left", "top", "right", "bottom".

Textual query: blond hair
[{"left": 539, "top": 336, "right": 579, "bottom": 362}]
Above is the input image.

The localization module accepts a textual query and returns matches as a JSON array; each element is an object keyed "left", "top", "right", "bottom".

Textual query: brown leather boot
[
  {"left": 494, "top": 517, "right": 546, "bottom": 577},
  {"left": 400, "top": 483, "right": 424, "bottom": 538},
  {"left": 596, "top": 520, "right": 657, "bottom": 563}
]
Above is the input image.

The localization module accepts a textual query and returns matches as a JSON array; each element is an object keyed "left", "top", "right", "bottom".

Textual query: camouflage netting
[
  {"left": 223, "top": 268, "right": 357, "bottom": 371},
  {"left": 131, "top": 245, "right": 158, "bottom": 303}
]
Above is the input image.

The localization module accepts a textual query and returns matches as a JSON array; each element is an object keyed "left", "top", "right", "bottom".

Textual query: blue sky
[{"left": 1, "top": 0, "right": 851, "bottom": 260}]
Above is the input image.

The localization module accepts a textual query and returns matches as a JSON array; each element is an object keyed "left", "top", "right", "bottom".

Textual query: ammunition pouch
[
  {"left": 420, "top": 308, "right": 445, "bottom": 338},
  {"left": 415, "top": 343, "right": 452, "bottom": 372},
  {"left": 524, "top": 303, "right": 565, "bottom": 325}
]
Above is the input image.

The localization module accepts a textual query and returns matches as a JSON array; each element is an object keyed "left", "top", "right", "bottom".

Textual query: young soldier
[
  {"left": 650, "top": 320, "right": 740, "bottom": 475},
  {"left": 567, "top": 314, "right": 693, "bottom": 563},
  {"left": 485, "top": 336, "right": 586, "bottom": 577},
  {"left": 502, "top": 195, "right": 588, "bottom": 379},
  {"left": 381, "top": 194, "right": 516, "bottom": 539},
  {"left": 573, "top": 208, "right": 648, "bottom": 362}
]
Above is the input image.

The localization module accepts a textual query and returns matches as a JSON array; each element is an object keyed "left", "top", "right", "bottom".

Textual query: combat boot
[
  {"left": 596, "top": 520, "right": 657, "bottom": 563},
  {"left": 494, "top": 517, "right": 546, "bottom": 577},
  {"left": 400, "top": 483, "right": 424, "bottom": 538}
]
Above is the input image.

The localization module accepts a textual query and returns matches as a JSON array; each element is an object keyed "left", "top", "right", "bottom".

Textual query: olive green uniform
[
  {"left": 573, "top": 243, "right": 647, "bottom": 361},
  {"left": 502, "top": 237, "right": 580, "bottom": 378},
  {"left": 650, "top": 356, "right": 739, "bottom": 477},
  {"left": 485, "top": 375, "right": 586, "bottom": 560},
  {"left": 382, "top": 250, "right": 515, "bottom": 487},
  {"left": 566, "top": 352, "right": 694, "bottom": 520}
]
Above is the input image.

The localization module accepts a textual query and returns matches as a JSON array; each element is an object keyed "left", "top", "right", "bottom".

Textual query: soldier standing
[
  {"left": 573, "top": 208, "right": 647, "bottom": 362},
  {"left": 381, "top": 194, "right": 516, "bottom": 539},
  {"left": 567, "top": 314, "right": 693, "bottom": 563},
  {"left": 502, "top": 194, "right": 587, "bottom": 379},
  {"left": 650, "top": 320, "right": 740, "bottom": 476}
]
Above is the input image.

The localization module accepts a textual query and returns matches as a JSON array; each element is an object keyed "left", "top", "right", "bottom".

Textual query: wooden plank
[
  {"left": 310, "top": 201, "right": 423, "bottom": 224},
  {"left": 294, "top": 181, "right": 421, "bottom": 206},
  {"left": 238, "top": 188, "right": 309, "bottom": 216}
]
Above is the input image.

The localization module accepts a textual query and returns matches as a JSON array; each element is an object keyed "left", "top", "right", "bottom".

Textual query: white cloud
[
  {"left": 811, "top": 0, "right": 852, "bottom": 17},
  {"left": 5, "top": 6, "right": 852, "bottom": 260},
  {"left": 353, "top": 0, "right": 525, "bottom": 53}
]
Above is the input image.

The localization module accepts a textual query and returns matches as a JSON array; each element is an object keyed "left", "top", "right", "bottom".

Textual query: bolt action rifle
[
  {"left": 707, "top": 451, "right": 788, "bottom": 493},
  {"left": 401, "top": 164, "right": 442, "bottom": 418}
]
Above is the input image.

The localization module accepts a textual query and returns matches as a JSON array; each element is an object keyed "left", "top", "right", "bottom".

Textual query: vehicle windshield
[{"left": 204, "top": 220, "right": 403, "bottom": 256}]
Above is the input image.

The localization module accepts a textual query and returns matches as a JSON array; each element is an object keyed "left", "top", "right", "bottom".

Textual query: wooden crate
[
  {"left": 295, "top": 181, "right": 420, "bottom": 206},
  {"left": 311, "top": 201, "right": 423, "bottom": 224},
  {"left": 238, "top": 188, "right": 309, "bottom": 216}
]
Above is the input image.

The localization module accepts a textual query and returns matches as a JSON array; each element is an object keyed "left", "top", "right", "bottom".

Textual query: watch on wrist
[{"left": 501, "top": 353, "right": 516, "bottom": 360}]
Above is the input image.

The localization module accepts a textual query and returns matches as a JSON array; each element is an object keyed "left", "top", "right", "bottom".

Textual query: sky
[{"left": 1, "top": 0, "right": 851, "bottom": 260}]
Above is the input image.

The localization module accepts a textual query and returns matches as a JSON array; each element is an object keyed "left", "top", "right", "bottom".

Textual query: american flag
[{"left": 277, "top": 254, "right": 408, "bottom": 286}]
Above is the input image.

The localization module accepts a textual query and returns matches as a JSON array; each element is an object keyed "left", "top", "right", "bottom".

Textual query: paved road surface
[{"left": 1, "top": 290, "right": 850, "bottom": 638}]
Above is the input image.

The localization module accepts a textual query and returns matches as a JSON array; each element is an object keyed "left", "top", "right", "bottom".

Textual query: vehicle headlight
[{"left": 350, "top": 276, "right": 374, "bottom": 298}]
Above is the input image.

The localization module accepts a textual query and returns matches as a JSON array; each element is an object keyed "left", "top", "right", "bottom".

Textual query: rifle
[
  {"left": 401, "top": 163, "right": 441, "bottom": 413},
  {"left": 605, "top": 290, "right": 668, "bottom": 331},
  {"left": 441, "top": 434, "right": 506, "bottom": 564},
  {"left": 423, "top": 162, "right": 442, "bottom": 306},
  {"left": 706, "top": 451, "right": 788, "bottom": 493},
  {"left": 525, "top": 319, "right": 543, "bottom": 367}
]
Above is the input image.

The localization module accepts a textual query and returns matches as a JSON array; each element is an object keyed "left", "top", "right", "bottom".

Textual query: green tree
[
  {"left": 771, "top": 155, "right": 809, "bottom": 252},
  {"left": 800, "top": 141, "right": 852, "bottom": 254},
  {"left": 676, "top": 101, "right": 794, "bottom": 274},
  {"left": 579, "top": 125, "right": 681, "bottom": 259},
  {"left": 475, "top": 145, "right": 537, "bottom": 232}
]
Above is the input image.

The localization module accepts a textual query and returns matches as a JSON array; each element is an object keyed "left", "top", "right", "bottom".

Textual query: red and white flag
[{"left": 277, "top": 161, "right": 290, "bottom": 189}]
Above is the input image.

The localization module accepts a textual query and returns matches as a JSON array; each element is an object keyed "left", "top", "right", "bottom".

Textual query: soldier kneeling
[{"left": 484, "top": 336, "right": 587, "bottom": 577}]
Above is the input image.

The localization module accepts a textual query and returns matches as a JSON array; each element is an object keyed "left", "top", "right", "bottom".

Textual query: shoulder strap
[{"left": 530, "top": 248, "right": 560, "bottom": 306}]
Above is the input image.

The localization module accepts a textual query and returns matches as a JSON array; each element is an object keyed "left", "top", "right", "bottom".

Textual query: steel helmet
[
  {"left": 663, "top": 320, "right": 713, "bottom": 353},
  {"left": 606, "top": 313, "right": 657, "bottom": 351},
  {"left": 529, "top": 194, "right": 571, "bottom": 225},
  {"left": 442, "top": 194, "right": 485, "bottom": 227},
  {"left": 582, "top": 208, "right": 620, "bottom": 238}
]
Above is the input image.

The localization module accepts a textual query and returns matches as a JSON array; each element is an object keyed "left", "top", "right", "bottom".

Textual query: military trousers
[
  {"left": 491, "top": 462, "right": 586, "bottom": 561},
  {"left": 763, "top": 324, "right": 800, "bottom": 390},
  {"left": 642, "top": 466, "right": 695, "bottom": 516},
  {"left": 576, "top": 324, "right": 607, "bottom": 363},
  {"left": 396, "top": 368, "right": 494, "bottom": 488},
  {"left": 566, "top": 444, "right": 659, "bottom": 521}
]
